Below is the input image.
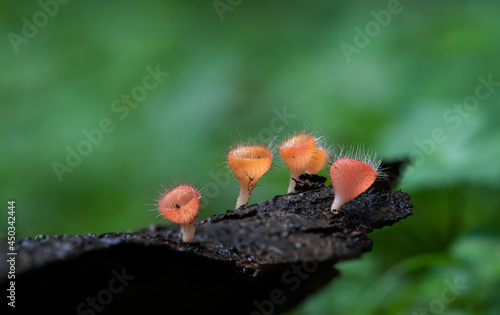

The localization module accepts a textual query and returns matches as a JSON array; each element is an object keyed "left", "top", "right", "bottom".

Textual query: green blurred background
[{"left": 1, "top": 0, "right": 500, "bottom": 314}]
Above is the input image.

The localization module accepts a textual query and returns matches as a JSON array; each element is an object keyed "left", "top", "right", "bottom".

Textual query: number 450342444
[{"left": 8, "top": 201, "right": 16, "bottom": 251}]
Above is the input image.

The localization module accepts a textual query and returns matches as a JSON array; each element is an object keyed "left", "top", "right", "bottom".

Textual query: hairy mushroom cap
[
  {"left": 158, "top": 185, "right": 201, "bottom": 242},
  {"left": 227, "top": 145, "right": 272, "bottom": 208},
  {"left": 280, "top": 134, "right": 316, "bottom": 192},
  {"left": 305, "top": 147, "right": 330, "bottom": 174},
  {"left": 280, "top": 134, "right": 316, "bottom": 173},
  {"left": 228, "top": 145, "right": 273, "bottom": 188},
  {"left": 330, "top": 147, "right": 382, "bottom": 212}
]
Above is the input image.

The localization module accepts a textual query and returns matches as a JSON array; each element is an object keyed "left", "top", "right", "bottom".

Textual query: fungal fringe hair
[
  {"left": 149, "top": 175, "right": 204, "bottom": 222},
  {"left": 335, "top": 144, "right": 385, "bottom": 179},
  {"left": 222, "top": 134, "right": 277, "bottom": 176}
]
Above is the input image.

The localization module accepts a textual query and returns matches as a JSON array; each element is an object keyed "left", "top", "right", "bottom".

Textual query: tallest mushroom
[{"left": 280, "top": 133, "right": 316, "bottom": 193}]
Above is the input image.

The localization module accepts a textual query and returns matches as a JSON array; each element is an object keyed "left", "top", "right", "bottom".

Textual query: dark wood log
[{"left": 2, "top": 166, "right": 413, "bottom": 315}]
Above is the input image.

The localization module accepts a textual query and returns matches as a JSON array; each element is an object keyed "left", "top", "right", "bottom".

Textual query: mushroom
[
  {"left": 305, "top": 147, "right": 330, "bottom": 174},
  {"left": 330, "top": 147, "right": 382, "bottom": 212},
  {"left": 227, "top": 144, "right": 272, "bottom": 209},
  {"left": 279, "top": 133, "right": 316, "bottom": 193},
  {"left": 158, "top": 185, "right": 201, "bottom": 243}
]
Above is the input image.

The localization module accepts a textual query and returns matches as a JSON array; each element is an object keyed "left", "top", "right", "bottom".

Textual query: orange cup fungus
[
  {"left": 280, "top": 134, "right": 316, "bottom": 193},
  {"left": 227, "top": 145, "right": 272, "bottom": 209},
  {"left": 329, "top": 148, "right": 382, "bottom": 212},
  {"left": 305, "top": 147, "right": 330, "bottom": 175},
  {"left": 158, "top": 185, "right": 201, "bottom": 243}
]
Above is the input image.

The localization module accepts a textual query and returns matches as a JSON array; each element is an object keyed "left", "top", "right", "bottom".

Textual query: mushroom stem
[
  {"left": 180, "top": 221, "right": 196, "bottom": 243},
  {"left": 330, "top": 197, "right": 344, "bottom": 213},
  {"left": 235, "top": 186, "right": 252, "bottom": 209},
  {"left": 287, "top": 170, "right": 301, "bottom": 193}
]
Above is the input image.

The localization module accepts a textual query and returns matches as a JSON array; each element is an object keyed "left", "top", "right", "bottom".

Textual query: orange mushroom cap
[
  {"left": 305, "top": 147, "right": 330, "bottom": 174},
  {"left": 330, "top": 158, "right": 378, "bottom": 211},
  {"left": 279, "top": 134, "right": 316, "bottom": 173},
  {"left": 227, "top": 145, "right": 272, "bottom": 188},
  {"left": 158, "top": 185, "right": 200, "bottom": 225}
]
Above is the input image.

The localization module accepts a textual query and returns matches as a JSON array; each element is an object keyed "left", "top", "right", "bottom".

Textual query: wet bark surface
[{"left": 2, "top": 165, "right": 413, "bottom": 315}]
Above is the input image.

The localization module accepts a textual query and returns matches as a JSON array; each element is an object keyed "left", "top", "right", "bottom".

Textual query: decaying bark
[{"left": 2, "top": 162, "right": 412, "bottom": 315}]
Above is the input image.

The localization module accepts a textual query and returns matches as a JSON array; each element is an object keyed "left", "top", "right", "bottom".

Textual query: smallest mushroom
[
  {"left": 227, "top": 144, "right": 272, "bottom": 209},
  {"left": 330, "top": 147, "right": 383, "bottom": 213},
  {"left": 158, "top": 185, "right": 201, "bottom": 243}
]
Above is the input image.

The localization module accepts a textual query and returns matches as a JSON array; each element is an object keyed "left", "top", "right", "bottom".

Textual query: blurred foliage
[{"left": 1, "top": 0, "right": 499, "bottom": 314}]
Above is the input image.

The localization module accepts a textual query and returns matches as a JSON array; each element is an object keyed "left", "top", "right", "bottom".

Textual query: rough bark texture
[{"left": 1, "top": 162, "right": 412, "bottom": 315}]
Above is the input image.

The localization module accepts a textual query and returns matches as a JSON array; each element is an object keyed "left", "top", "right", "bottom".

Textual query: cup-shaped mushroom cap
[
  {"left": 305, "top": 147, "right": 329, "bottom": 174},
  {"left": 227, "top": 145, "right": 272, "bottom": 187},
  {"left": 158, "top": 185, "right": 200, "bottom": 225},
  {"left": 330, "top": 158, "right": 377, "bottom": 209},
  {"left": 280, "top": 134, "right": 316, "bottom": 173}
]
